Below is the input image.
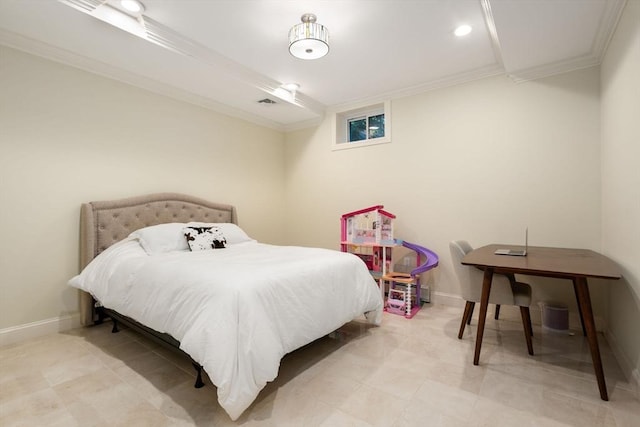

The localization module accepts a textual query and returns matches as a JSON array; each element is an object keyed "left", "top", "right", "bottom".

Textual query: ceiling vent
[{"left": 258, "top": 98, "right": 277, "bottom": 104}]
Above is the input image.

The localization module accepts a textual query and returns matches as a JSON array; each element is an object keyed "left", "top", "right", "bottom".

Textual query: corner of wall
[{"left": 605, "top": 328, "right": 640, "bottom": 399}]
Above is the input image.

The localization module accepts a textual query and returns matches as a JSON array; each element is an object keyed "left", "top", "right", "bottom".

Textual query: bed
[{"left": 69, "top": 193, "right": 383, "bottom": 420}]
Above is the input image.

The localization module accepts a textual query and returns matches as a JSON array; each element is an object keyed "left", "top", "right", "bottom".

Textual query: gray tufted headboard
[{"left": 78, "top": 193, "right": 237, "bottom": 326}]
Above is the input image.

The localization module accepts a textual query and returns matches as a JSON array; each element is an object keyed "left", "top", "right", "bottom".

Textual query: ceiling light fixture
[
  {"left": 120, "top": 0, "right": 144, "bottom": 14},
  {"left": 288, "top": 13, "right": 329, "bottom": 60},
  {"left": 59, "top": 0, "right": 147, "bottom": 37},
  {"left": 454, "top": 24, "right": 472, "bottom": 37}
]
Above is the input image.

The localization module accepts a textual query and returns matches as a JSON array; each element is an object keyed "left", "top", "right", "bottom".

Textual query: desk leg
[
  {"left": 572, "top": 282, "right": 587, "bottom": 336},
  {"left": 473, "top": 268, "right": 494, "bottom": 366},
  {"left": 574, "top": 277, "right": 608, "bottom": 401}
]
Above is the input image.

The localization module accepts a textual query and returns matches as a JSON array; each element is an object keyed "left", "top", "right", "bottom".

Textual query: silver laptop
[{"left": 495, "top": 228, "right": 528, "bottom": 256}]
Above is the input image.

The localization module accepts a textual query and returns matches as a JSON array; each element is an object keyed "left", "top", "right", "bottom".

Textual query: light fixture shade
[{"left": 289, "top": 13, "right": 329, "bottom": 60}]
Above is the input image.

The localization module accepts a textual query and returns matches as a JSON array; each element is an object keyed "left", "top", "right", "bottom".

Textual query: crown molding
[
  {"left": 330, "top": 62, "right": 505, "bottom": 111},
  {"left": 481, "top": 0, "right": 505, "bottom": 69},
  {"left": 504, "top": 0, "right": 626, "bottom": 83},
  {"left": 507, "top": 53, "right": 601, "bottom": 83},
  {"left": 0, "top": 28, "right": 287, "bottom": 131},
  {"left": 4, "top": 0, "right": 626, "bottom": 130},
  {"left": 591, "top": 0, "right": 627, "bottom": 63}
]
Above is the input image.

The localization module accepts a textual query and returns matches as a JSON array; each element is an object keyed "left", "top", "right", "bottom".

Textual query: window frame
[{"left": 332, "top": 101, "right": 391, "bottom": 151}]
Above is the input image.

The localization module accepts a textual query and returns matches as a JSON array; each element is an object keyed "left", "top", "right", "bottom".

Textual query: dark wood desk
[{"left": 462, "top": 244, "right": 621, "bottom": 401}]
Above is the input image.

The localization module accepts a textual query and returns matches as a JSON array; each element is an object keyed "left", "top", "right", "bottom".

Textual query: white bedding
[{"left": 69, "top": 238, "right": 383, "bottom": 420}]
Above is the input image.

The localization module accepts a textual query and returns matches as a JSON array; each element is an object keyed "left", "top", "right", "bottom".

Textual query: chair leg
[
  {"left": 494, "top": 304, "right": 501, "bottom": 320},
  {"left": 466, "top": 301, "right": 475, "bottom": 325},
  {"left": 458, "top": 301, "right": 474, "bottom": 339},
  {"left": 520, "top": 306, "right": 534, "bottom": 355}
]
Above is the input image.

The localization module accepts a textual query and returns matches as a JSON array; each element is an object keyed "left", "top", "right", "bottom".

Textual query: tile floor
[{"left": 1, "top": 304, "right": 639, "bottom": 426}]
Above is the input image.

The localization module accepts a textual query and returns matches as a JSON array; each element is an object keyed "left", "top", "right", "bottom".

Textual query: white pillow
[
  {"left": 186, "top": 222, "right": 255, "bottom": 245},
  {"left": 130, "top": 223, "right": 190, "bottom": 255}
]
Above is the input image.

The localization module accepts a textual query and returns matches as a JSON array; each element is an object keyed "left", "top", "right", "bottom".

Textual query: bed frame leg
[
  {"left": 192, "top": 362, "right": 205, "bottom": 388},
  {"left": 95, "top": 312, "right": 105, "bottom": 325},
  {"left": 111, "top": 319, "right": 119, "bottom": 333}
]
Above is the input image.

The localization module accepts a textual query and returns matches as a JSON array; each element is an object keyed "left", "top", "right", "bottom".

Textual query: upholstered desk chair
[{"left": 449, "top": 240, "right": 534, "bottom": 355}]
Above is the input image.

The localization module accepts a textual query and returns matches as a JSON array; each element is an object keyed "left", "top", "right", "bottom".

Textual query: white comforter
[{"left": 69, "top": 238, "right": 383, "bottom": 420}]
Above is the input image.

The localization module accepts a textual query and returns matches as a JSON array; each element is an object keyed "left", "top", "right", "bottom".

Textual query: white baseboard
[
  {"left": 431, "top": 291, "right": 466, "bottom": 308},
  {"left": 0, "top": 313, "right": 81, "bottom": 347},
  {"left": 430, "top": 291, "right": 606, "bottom": 331},
  {"left": 605, "top": 328, "right": 640, "bottom": 399}
]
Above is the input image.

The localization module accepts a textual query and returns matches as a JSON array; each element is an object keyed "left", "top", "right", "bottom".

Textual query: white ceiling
[{"left": 0, "top": 0, "right": 626, "bottom": 131}]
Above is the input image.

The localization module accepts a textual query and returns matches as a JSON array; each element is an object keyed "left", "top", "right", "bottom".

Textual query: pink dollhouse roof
[{"left": 341, "top": 205, "right": 396, "bottom": 219}]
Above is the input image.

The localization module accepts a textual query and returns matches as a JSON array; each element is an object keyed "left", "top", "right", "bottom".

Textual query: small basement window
[{"left": 333, "top": 101, "right": 391, "bottom": 150}]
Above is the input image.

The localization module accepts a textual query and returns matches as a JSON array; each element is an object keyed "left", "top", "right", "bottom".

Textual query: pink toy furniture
[
  {"left": 341, "top": 205, "right": 395, "bottom": 246},
  {"left": 340, "top": 206, "right": 396, "bottom": 284},
  {"left": 382, "top": 240, "right": 439, "bottom": 318},
  {"left": 340, "top": 206, "right": 439, "bottom": 318}
]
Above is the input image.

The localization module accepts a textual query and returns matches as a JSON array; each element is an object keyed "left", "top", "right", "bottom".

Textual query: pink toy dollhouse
[
  {"left": 340, "top": 206, "right": 439, "bottom": 319},
  {"left": 341, "top": 205, "right": 395, "bottom": 245},
  {"left": 340, "top": 206, "right": 396, "bottom": 275}
]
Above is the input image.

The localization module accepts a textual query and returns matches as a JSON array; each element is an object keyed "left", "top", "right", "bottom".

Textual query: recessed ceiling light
[
  {"left": 454, "top": 24, "right": 472, "bottom": 37},
  {"left": 120, "top": 0, "right": 144, "bottom": 14}
]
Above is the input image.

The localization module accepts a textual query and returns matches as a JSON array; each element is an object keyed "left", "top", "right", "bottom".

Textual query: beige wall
[
  {"left": 0, "top": 46, "right": 286, "bottom": 330},
  {"left": 601, "top": 0, "right": 640, "bottom": 387},
  {"left": 285, "top": 68, "right": 605, "bottom": 322}
]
